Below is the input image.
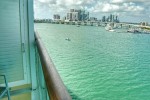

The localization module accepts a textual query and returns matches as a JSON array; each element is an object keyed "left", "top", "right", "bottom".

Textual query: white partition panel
[{"left": 0, "top": 0, "right": 28, "bottom": 86}]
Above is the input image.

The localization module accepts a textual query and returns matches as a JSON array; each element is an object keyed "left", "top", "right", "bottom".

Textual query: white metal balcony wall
[
  {"left": 0, "top": 0, "right": 51, "bottom": 99},
  {"left": 0, "top": 0, "right": 41, "bottom": 99},
  {"left": 0, "top": 0, "right": 30, "bottom": 86}
]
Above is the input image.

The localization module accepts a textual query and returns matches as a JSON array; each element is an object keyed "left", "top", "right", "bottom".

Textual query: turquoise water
[{"left": 35, "top": 23, "right": 150, "bottom": 100}]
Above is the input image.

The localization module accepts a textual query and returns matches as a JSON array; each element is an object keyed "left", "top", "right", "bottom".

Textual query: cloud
[
  {"left": 111, "top": 0, "right": 150, "bottom": 4},
  {"left": 89, "top": 2, "right": 120, "bottom": 13},
  {"left": 111, "top": 0, "right": 125, "bottom": 4},
  {"left": 122, "top": 2, "right": 144, "bottom": 12},
  {"left": 88, "top": 1, "right": 144, "bottom": 13}
]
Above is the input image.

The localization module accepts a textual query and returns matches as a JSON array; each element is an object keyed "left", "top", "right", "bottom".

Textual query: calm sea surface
[{"left": 35, "top": 23, "right": 150, "bottom": 100}]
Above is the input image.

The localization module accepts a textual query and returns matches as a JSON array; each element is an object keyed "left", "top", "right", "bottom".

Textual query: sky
[{"left": 34, "top": 0, "right": 150, "bottom": 23}]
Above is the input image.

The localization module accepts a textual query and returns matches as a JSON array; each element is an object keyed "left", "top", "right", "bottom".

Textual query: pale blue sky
[{"left": 34, "top": 0, "right": 150, "bottom": 23}]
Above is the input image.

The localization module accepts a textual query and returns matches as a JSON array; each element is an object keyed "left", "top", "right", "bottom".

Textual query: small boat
[
  {"left": 143, "top": 30, "right": 150, "bottom": 34},
  {"left": 127, "top": 28, "right": 141, "bottom": 33},
  {"left": 109, "top": 30, "right": 115, "bottom": 32},
  {"left": 105, "top": 24, "right": 115, "bottom": 32},
  {"left": 65, "top": 38, "right": 71, "bottom": 41},
  {"left": 76, "top": 25, "right": 80, "bottom": 27}
]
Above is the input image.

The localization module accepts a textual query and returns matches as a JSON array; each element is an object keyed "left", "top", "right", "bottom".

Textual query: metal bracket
[{"left": 21, "top": 43, "right": 25, "bottom": 52}]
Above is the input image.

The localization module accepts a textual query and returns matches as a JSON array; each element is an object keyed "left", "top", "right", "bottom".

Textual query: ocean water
[{"left": 35, "top": 23, "right": 150, "bottom": 100}]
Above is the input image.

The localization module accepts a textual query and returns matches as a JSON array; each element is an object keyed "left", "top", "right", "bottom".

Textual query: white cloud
[
  {"left": 122, "top": 2, "right": 144, "bottom": 12},
  {"left": 88, "top": 1, "right": 144, "bottom": 13},
  {"left": 91, "top": 2, "right": 120, "bottom": 13},
  {"left": 102, "top": 3, "right": 120, "bottom": 12},
  {"left": 111, "top": 0, "right": 125, "bottom": 3},
  {"left": 38, "top": 0, "right": 49, "bottom": 3}
]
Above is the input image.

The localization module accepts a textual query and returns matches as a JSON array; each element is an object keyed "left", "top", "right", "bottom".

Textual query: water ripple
[{"left": 35, "top": 24, "right": 150, "bottom": 100}]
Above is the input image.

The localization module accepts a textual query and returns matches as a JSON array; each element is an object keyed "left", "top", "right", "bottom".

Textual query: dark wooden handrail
[{"left": 35, "top": 32, "right": 72, "bottom": 100}]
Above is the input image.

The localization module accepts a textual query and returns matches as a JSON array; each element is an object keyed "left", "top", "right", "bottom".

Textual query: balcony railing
[{"left": 35, "top": 32, "right": 71, "bottom": 100}]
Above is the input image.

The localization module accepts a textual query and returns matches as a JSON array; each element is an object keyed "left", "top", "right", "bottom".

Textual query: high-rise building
[
  {"left": 72, "top": 12, "right": 79, "bottom": 21},
  {"left": 112, "top": 15, "right": 115, "bottom": 22},
  {"left": 102, "top": 16, "right": 106, "bottom": 22},
  {"left": 115, "top": 15, "right": 119, "bottom": 23},
  {"left": 83, "top": 12, "right": 89, "bottom": 21},
  {"left": 101, "top": 14, "right": 119, "bottom": 22},
  {"left": 67, "top": 12, "right": 72, "bottom": 21},
  {"left": 80, "top": 10, "right": 89, "bottom": 21},
  {"left": 75, "top": 9, "right": 81, "bottom": 20},
  {"left": 90, "top": 17, "right": 97, "bottom": 21},
  {"left": 53, "top": 14, "right": 60, "bottom": 20},
  {"left": 115, "top": 16, "right": 118, "bottom": 21},
  {"left": 107, "top": 16, "right": 110, "bottom": 22},
  {"left": 62, "top": 16, "right": 66, "bottom": 20},
  {"left": 66, "top": 9, "right": 89, "bottom": 21},
  {"left": 80, "top": 10, "right": 85, "bottom": 21},
  {"left": 70, "top": 9, "right": 75, "bottom": 12},
  {"left": 110, "top": 14, "right": 113, "bottom": 22}
]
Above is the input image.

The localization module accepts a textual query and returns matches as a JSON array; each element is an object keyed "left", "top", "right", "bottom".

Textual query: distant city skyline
[{"left": 34, "top": 0, "right": 150, "bottom": 23}]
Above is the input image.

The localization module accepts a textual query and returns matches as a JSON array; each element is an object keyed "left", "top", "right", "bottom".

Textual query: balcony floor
[
  {"left": 2, "top": 92, "right": 31, "bottom": 100},
  {"left": 1, "top": 84, "right": 31, "bottom": 100}
]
